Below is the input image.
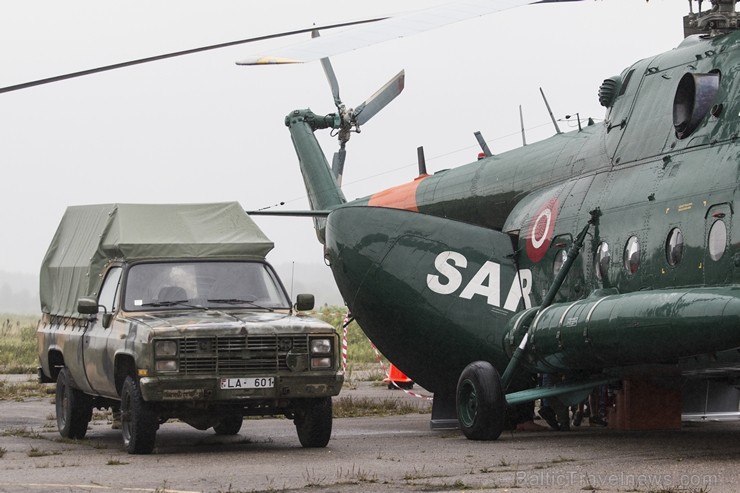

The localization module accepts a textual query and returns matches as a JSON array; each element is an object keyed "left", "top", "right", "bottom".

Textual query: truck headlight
[
  {"left": 310, "top": 338, "right": 331, "bottom": 355},
  {"left": 155, "top": 340, "right": 178, "bottom": 357}
]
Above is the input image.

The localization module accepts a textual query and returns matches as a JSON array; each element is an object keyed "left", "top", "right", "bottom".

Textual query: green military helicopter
[{"left": 245, "top": 0, "right": 740, "bottom": 439}]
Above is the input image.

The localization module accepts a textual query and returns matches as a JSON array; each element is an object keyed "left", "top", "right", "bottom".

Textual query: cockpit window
[{"left": 123, "top": 261, "right": 290, "bottom": 311}]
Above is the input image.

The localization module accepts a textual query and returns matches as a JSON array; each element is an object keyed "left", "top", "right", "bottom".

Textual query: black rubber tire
[
  {"left": 456, "top": 361, "right": 506, "bottom": 441},
  {"left": 294, "top": 397, "right": 332, "bottom": 448},
  {"left": 120, "top": 376, "right": 158, "bottom": 454},
  {"left": 213, "top": 414, "right": 243, "bottom": 435},
  {"left": 55, "top": 367, "right": 93, "bottom": 439}
]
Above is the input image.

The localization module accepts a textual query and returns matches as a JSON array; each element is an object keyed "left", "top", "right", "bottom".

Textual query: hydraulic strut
[{"left": 500, "top": 208, "right": 601, "bottom": 390}]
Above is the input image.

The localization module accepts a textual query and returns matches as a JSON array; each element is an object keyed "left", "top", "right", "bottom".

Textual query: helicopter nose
[{"left": 324, "top": 206, "right": 522, "bottom": 395}]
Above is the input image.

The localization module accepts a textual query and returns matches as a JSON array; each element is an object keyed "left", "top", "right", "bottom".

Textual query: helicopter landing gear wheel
[{"left": 456, "top": 361, "right": 506, "bottom": 441}]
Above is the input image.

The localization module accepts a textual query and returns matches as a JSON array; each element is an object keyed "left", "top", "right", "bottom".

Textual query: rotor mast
[
  {"left": 282, "top": 37, "right": 405, "bottom": 243},
  {"left": 684, "top": 0, "right": 739, "bottom": 37}
]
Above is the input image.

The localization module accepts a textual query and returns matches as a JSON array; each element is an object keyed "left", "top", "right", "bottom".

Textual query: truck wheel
[
  {"left": 456, "top": 361, "right": 506, "bottom": 441},
  {"left": 55, "top": 367, "right": 92, "bottom": 439},
  {"left": 294, "top": 397, "right": 332, "bottom": 448},
  {"left": 213, "top": 415, "right": 243, "bottom": 435},
  {"left": 120, "top": 376, "right": 158, "bottom": 454}
]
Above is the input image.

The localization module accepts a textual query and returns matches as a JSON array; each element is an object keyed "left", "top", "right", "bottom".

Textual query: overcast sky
[{"left": 1, "top": 0, "right": 690, "bottom": 284}]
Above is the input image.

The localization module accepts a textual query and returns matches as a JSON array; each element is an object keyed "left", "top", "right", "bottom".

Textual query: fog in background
[{"left": 1, "top": 1, "right": 689, "bottom": 314}]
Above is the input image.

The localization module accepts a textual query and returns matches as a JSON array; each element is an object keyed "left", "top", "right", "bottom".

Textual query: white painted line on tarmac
[{"left": 0, "top": 483, "right": 199, "bottom": 493}]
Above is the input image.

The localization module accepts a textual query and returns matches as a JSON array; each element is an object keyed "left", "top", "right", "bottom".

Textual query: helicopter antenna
[
  {"left": 417, "top": 146, "right": 428, "bottom": 176},
  {"left": 539, "top": 87, "right": 562, "bottom": 134},
  {"left": 519, "top": 105, "right": 527, "bottom": 146},
  {"left": 565, "top": 113, "right": 582, "bottom": 132},
  {"left": 474, "top": 131, "right": 493, "bottom": 157}
]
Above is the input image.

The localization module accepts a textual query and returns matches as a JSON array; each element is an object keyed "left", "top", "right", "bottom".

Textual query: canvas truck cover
[{"left": 40, "top": 202, "right": 274, "bottom": 317}]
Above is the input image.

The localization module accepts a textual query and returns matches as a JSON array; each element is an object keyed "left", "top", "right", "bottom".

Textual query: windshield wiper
[
  {"left": 139, "top": 300, "right": 208, "bottom": 310},
  {"left": 206, "top": 298, "right": 274, "bottom": 311}
]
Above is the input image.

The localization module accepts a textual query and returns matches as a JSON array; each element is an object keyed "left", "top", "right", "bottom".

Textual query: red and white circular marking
[{"left": 526, "top": 198, "right": 559, "bottom": 263}]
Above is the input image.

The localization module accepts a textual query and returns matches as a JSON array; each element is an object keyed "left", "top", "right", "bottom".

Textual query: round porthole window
[
  {"left": 708, "top": 220, "right": 727, "bottom": 261},
  {"left": 665, "top": 228, "right": 684, "bottom": 266},
  {"left": 595, "top": 242, "right": 610, "bottom": 281},
  {"left": 553, "top": 249, "right": 567, "bottom": 275},
  {"left": 624, "top": 236, "right": 640, "bottom": 274}
]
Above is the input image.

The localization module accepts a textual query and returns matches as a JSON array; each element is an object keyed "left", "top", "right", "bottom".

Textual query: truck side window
[{"left": 98, "top": 267, "right": 122, "bottom": 313}]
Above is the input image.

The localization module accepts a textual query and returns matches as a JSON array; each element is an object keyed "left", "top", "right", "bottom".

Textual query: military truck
[{"left": 37, "top": 202, "right": 344, "bottom": 454}]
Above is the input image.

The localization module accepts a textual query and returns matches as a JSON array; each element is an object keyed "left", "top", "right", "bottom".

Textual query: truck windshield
[{"left": 122, "top": 261, "right": 291, "bottom": 311}]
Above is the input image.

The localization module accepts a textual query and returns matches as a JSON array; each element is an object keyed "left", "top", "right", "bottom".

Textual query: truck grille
[{"left": 177, "top": 335, "right": 309, "bottom": 375}]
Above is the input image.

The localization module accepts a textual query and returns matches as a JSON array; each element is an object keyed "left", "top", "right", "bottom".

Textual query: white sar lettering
[{"left": 426, "top": 251, "right": 532, "bottom": 311}]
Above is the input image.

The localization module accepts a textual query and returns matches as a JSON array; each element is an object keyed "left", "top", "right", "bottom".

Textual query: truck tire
[
  {"left": 213, "top": 415, "right": 243, "bottom": 435},
  {"left": 456, "top": 361, "right": 506, "bottom": 441},
  {"left": 294, "top": 397, "right": 332, "bottom": 448},
  {"left": 55, "top": 367, "right": 93, "bottom": 439},
  {"left": 120, "top": 376, "right": 158, "bottom": 454}
]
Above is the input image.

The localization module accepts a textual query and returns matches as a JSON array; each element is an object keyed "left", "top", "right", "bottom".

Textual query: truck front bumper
[{"left": 139, "top": 373, "right": 344, "bottom": 403}]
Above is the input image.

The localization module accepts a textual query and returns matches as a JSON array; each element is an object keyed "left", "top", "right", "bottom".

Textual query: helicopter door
[{"left": 703, "top": 203, "right": 733, "bottom": 285}]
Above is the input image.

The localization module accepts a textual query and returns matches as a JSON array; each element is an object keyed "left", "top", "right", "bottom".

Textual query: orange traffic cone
[{"left": 384, "top": 363, "right": 414, "bottom": 390}]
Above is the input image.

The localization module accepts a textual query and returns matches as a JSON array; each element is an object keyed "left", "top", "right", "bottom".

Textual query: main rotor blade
[
  {"left": 237, "top": 0, "right": 583, "bottom": 66},
  {"left": 0, "top": 17, "right": 385, "bottom": 94},
  {"left": 354, "top": 70, "right": 405, "bottom": 126},
  {"left": 312, "top": 30, "right": 342, "bottom": 108}
]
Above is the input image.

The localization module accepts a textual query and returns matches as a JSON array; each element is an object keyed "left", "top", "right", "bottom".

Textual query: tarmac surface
[{"left": 1, "top": 373, "right": 739, "bottom": 492}]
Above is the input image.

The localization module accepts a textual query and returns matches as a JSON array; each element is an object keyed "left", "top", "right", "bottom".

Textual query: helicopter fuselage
[{"left": 288, "top": 29, "right": 740, "bottom": 405}]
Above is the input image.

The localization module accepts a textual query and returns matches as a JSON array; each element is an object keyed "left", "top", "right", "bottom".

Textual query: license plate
[{"left": 220, "top": 377, "right": 274, "bottom": 390}]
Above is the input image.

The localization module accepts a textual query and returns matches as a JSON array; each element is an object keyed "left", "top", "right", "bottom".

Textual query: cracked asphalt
[{"left": 1, "top": 374, "right": 739, "bottom": 493}]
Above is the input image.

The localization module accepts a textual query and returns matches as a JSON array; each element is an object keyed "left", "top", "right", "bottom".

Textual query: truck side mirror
[
  {"left": 77, "top": 297, "right": 113, "bottom": 329},
  {"left": 77, "top": 297, "right": 99, "bottom": 314},
  {"left": 295, "top": 293, "right": 315, "bottom": 311}
]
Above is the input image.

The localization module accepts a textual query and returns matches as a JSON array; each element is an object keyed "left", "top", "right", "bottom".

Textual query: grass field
[
  {"left": 0, "top": 308, "right": 386, "bottom": 374},
  {"left": 313, "top": 306, "right": 389, "bottom": 365},
  {"left": 0, "top": 314, "right": 39, "bottom": 374}
]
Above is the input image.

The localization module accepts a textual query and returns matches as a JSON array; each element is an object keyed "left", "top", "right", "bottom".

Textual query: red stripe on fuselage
[{"left": 368, "top": 175, "right": 428, "bottom": 211}]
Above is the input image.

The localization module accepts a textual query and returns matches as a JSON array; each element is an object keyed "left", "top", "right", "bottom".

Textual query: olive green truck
[{"left": 37, "top": 202, "right": 343, "bottom": 454}]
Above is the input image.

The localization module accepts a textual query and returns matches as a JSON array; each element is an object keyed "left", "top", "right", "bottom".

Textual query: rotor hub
[{"left": 684, "top": 0, "right": 739, "bottom": 37}]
